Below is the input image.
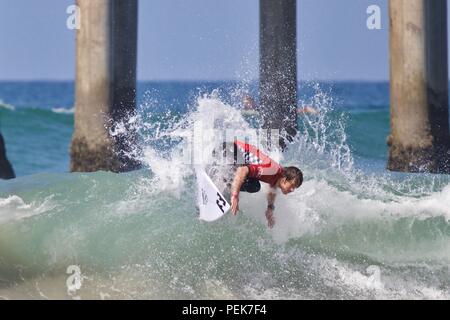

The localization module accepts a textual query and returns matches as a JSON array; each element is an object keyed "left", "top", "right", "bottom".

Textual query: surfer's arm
[
  {"left": 231, "top": 166, "right": 249, "bottom": 195},
  {"left": 230, "top": 166, "right": 249, "bottom": 215},
  {"left": 265, "top": 189, "right": 276, "bottom": 228},
  {"left": 267, "top": 188, "right": 276, "bottom": 207}
]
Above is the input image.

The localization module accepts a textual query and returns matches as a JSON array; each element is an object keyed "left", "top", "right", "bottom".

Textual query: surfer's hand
[
  {"left": 231, "top": 194, "right": 239, "bottom": 215},
  {"left": 265, "top": 208, "right": 275, "bottom": 229}
]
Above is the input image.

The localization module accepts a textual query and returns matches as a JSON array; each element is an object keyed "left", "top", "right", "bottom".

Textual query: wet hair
[{"left": 282, "top": 166, "right": 303, "bottom": 188}]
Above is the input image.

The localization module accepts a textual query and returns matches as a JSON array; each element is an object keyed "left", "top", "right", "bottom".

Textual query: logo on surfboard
[
  {"left": 201, "top": 188, "right": 208, "bottom": 205},
  {"left": 216, "top": 192, "right": 227, "bottom": 213}
]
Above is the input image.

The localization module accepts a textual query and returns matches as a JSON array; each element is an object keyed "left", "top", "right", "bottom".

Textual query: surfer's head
[
  {"left": 242, "top": 95, "right": 256, "bottom": 110},
  {"left": 278, "top": 166, "right": 303, "bottom": 194}
]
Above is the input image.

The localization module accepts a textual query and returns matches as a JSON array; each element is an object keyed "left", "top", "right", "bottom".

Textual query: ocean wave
[
  {"left": 0, "top": 89, "right": 448, "bottom": 299},
  {"left": 51, "top": 107, "right": 74, "bottom": 114},
  {"left": 0, "top": 100, "right": 15, "bottom": 111},
  {"left": 0, "top": 164, "right": 447, "bottom": 299}
]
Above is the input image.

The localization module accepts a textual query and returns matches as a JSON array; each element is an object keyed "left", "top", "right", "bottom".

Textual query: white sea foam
[
  {"left": 317, "top": 257, "right": 450, "bottom": 299},
  {"left": 0, "top": 99, "right": 15, "bottom": 111},
  {"left": 0, "top": 195, "right": 56, "bottom": 224},
  {"left": 112, "top": 91, "right": 450, "bottom": 234},
  {"left": 51, "top": 107, "right": 74, "bottom": 114},
  {"left": 244, "top": 177, "right": 450, "bottom": 249}
]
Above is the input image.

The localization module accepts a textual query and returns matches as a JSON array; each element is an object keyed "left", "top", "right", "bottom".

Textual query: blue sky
[{"left": 0, "top": 0, "right": 402, "bottom": 81}]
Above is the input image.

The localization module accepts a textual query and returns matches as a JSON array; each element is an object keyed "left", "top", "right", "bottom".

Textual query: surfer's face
[{"left": 279, "top": 178, "right": 298, "bottom": 194}]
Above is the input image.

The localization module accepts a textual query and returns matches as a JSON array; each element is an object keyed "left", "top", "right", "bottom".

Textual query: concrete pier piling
[
  {"left": 70, "top": 0, "right": 140, "bottom": 173},
  {"left": 388, "top": 0, "right": 450, "bottom": 173},
  {"left": 259, "top": 0, "right": 298, "bottom": 151}
]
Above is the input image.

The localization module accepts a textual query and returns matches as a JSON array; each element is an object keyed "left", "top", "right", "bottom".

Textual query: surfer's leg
[{"left": 240, "top": 177, "right": 261, "bottom": 193}]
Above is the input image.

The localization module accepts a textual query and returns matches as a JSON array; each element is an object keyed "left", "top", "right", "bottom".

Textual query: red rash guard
[
  {"left": 233, "top": 139, "right": 284, "bottom": 188},
  {"left": 247, "top": 162, "right": 284, "bottom": 188}
]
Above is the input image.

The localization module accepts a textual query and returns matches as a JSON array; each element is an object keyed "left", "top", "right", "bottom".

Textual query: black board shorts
[{"left": 240, "top": 177, "right": 261, "bottom": 193}]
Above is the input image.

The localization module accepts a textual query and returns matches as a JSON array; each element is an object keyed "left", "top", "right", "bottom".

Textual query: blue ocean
[{"left": 0, "top": 81, "right": 449, "bottom": 299}]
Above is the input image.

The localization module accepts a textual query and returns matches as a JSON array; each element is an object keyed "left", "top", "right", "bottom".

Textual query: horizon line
[{"left": 0, "top": 78, "right": 392, "bottom": 83}]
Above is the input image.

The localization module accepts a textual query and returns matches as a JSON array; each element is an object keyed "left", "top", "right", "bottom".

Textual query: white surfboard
[{"left": 195, "top": 167, "right": 231, "bottom": 222}]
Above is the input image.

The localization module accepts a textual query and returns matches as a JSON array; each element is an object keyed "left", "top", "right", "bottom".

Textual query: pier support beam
[
  {"left": 0, "top": 133, "right": 15, "bottom": 179},
  {"left": 259, "top": 0, "right": 298, "bottom": 150},
  {"left": 388, "top": 0, "right": 450, "bottom": 173},
  {"left": 70, "top": 0, "right": 140, "bottom": 173}
]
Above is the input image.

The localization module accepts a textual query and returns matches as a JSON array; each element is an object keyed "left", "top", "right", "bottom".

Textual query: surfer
[
  {"left": 241, "top": 94, "right": 259, "bottom": 116},
  {"left": 297, "top": 104, "right": 318, "bottom": 115},
  {"left": 229, "top": 152, "right": 303, "bottom": 228}
]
